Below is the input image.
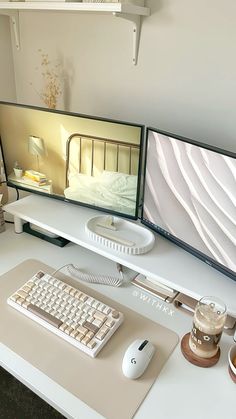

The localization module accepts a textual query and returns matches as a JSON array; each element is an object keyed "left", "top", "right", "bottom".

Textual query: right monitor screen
[{"left": 141, "top": 128, "right": 236, "bottom": 281}]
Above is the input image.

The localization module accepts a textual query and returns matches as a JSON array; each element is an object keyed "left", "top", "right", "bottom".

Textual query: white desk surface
[{"left": 0, "top": 223, "right": 235, "bottom": 419}]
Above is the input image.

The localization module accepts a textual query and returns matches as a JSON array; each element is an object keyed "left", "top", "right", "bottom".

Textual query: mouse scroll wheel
[{"left": 138, "top": 340, "right": 149, "bottom": 351}]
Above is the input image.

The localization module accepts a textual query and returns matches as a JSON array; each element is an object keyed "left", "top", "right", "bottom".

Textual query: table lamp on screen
[{"left": 28, "top": 135, "right": 45, "bottom": 172}]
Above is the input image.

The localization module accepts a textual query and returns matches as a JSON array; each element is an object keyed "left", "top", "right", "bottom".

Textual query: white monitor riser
[{"left": 3, "top": 194, "right": 236, "bottom": 317}]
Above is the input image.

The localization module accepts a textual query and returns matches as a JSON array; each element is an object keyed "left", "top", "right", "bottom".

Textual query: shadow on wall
[
  {"left": 58, "top": 53, "right": 75, "bottom": 113},
  {"left": 146, "top": 0, "right": 174, "bottom": 23},
  {"left": 146, "top": 0, "right": 165, "bottom": 15}
]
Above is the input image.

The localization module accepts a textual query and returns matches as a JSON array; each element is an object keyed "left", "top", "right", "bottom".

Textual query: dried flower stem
[{"left": 34, "top": 50, "right": 62, "bottom": 109}]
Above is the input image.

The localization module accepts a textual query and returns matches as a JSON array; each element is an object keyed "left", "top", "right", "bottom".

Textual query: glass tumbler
[{"left": 189, "top": 296, "right": 227, "bottom": 358}]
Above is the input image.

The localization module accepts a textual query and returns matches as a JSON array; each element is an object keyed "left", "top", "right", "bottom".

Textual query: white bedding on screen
[{"left": 64, "top": 171, "right": 137, "bottom": 215}]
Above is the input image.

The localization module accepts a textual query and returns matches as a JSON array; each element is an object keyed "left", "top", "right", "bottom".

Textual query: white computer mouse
[{"left": 122, "top": 339, "right": 156, "bottom": 379}]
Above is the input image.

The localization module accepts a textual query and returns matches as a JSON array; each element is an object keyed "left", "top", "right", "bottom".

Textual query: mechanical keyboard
[{"left": 7, "top": 270, "right": 124, "bottom": 357}]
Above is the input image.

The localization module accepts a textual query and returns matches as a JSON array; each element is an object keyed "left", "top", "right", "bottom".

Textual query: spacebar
[{"left": 28, "top": 304, "right": 63, "bottom": 328}]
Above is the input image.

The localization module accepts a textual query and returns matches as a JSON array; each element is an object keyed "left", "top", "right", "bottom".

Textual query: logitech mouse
[{"left": 122, "top": 339, "right": 156, "bottom": 379}]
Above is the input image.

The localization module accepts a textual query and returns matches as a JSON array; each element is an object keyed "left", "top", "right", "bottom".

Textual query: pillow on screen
[{"left": 99, "top": 171, "right": 137, "bottom": 200}]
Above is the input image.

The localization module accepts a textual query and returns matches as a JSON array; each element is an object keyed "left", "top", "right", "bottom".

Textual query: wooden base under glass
[{"left": 181, "top": 333, "right": 220, "bottom": 368}]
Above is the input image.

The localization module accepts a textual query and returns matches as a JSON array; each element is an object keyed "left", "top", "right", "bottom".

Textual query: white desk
[{"left": 0, "top": 223, "right": 235, "bottom": 419}]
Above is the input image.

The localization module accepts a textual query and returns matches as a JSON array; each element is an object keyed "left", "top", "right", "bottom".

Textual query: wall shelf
[{"left": 0, "top": 1, "right": 150, "bottom": 64}]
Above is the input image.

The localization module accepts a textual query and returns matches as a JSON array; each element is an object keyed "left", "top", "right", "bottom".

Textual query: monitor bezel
[
  {"left": 141, "top": 126, "right": 236, "bottom": 281},
  {"left": 0, "top": 101, "right": 144, "bottom": 220}
]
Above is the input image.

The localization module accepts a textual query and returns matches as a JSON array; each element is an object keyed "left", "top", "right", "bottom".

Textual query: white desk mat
[{"left": 0, "top": 260, "right": 179, "bottom": 419}]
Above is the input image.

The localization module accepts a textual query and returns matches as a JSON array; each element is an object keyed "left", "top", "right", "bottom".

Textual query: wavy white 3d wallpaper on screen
[
  {"left": 1, "top": 1, "right": 236, "bottom": 153},
  {"left": 143, "top": 130, "right": 236, "bottom": 275}
]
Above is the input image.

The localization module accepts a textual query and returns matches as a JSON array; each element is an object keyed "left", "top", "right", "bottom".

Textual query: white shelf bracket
[
  {"left": 113, "top": 12, "right": 141, "bottom": 65},
  {"left": 0, "top": 10, "right": 20, "bottom": 50}
]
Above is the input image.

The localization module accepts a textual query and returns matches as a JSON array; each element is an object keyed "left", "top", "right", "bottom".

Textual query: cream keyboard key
[
  {"left": 92, "top": 301, "right": 100, "bottom": 309},
  {"left": 86, "top": 331, "right": 94, "bottom": 340},
  {"left": 70, "top": 329, "right": 78, "bottom": 339},
  {"left": 86, "top": 297, "right": 94, "bottom": 306},
  {"left": 88, "top": 308, "right": 96, "bottom": 316},
  {"left": 69, "top": 289, "right": 77, "bottom": 297},
  {"left": 17, "top": 290, "right": 28, "bottom": 300},
  {"left": 65, "top": 319, "right": 73, "bottom": 326},
  {"left": 75, "top": 332, "right": 84, "bottom": 342},
  {"left": 106, "top": 319, "right": 115, "bottom": 328},
  {"left": 96, "top": 326, "right": 110, "bottom": 341},
  {"left": 65, "top": 326, "right": 73, "bottom": 335},
  {"left": 22, "top": 300, "right": 30, "bottom": 309},
  {"left": 22, "top": 285, "right": 31, "bottom": 294},
  {"left": 93, "top": 319, "right": 103, "bottom": 328},
  {"left": 87, "top": 316, "right": 94, "bottom": 323},
  {"left": 10, "top": 294, "right": 19, "bottom": 302},
  {"left": 96, "top": 330, "right": 106, "bottom": 341},
  {"left": 98, "top": 303, "right": 105, "bottom": 312},
  {"left": 81, "top": 335, "right": 90, "bottom": 345},
  {"left": 87, "top": 339, "right": 97, "bottom": 349},
  {"left": 26, "top": 281, "right": 35, "bottom": 289},
  {"left": 58, "top": 282, "right": 66, "bottom": 291},
  {"left": 16, "top": 297, "right": 24, "bottom": 306},
  {"left": 80, "top": 294, "right": 88, "bottom": 302},
  {"left": 59, "top": 323, "right": 68, "bottom": 332},
  {"left": 77, "top": 325, "right": 88, "bottom": 335},
  {"left": 94, "top": 311, "right": 107, "bottom": 323},
  {"left": 103, "top": 306, "right": 111, "bottom": 315}
]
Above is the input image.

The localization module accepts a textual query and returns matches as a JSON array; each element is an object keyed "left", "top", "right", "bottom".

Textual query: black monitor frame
[
  {"left": 0, "top": 101, "right": 144, "bottom": 220},
  {"left": 141, "top": 126, "right": 236, "bottom": 281}
]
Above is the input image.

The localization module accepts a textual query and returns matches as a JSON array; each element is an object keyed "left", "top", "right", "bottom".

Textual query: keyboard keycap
[
  {"left": 83, "top": 321, "right": 99, "bottom": 334},
  {"left": 28, "top": 304, "right": 63, "bottom": 328}
]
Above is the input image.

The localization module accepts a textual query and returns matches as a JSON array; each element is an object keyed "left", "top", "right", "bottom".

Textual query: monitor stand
[
  {"left": 3, "top": 194, "right": 236, "bottom": 318},
  {"left": 22, "top": 222, "right": 69, "bottom": 248}
]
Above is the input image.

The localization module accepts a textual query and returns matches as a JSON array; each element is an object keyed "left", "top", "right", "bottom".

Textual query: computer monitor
[
  {"left": 141, "top": 127, "right": 236, "bottom": 281},
  {"left": 0, "top": 102, "right": 144, "bottom": 219}
]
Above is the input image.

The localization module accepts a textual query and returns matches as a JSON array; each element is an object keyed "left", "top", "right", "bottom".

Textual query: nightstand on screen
[{"left": 7, "top": 173, "right": 53, "bottom": 194}]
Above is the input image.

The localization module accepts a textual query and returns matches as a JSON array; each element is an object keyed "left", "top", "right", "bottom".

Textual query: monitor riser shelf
[{"left": 3, "top": 194, "right": 236, "bottom": 316}]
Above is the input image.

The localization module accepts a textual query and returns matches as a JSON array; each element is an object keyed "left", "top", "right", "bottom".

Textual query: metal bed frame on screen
[{"left": 65, "top": 132, "right": 140, "bottom": 188}]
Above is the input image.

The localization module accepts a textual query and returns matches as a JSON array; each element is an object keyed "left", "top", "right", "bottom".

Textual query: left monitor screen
[{"left": 0, "top": 102, "right": 143, "bottom": 219}]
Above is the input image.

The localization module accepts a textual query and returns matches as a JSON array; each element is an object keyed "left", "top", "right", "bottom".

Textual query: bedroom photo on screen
[{"left": 0, "top": 102, "right": 143, "bottom": 218}]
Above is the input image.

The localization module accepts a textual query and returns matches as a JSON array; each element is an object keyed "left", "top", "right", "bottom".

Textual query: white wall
[
  {"left": 0, "top": 15, "right": 16, "bottom": 100},
  {"left": 6, "top": 0, "right": 236, "bottom": 152}
]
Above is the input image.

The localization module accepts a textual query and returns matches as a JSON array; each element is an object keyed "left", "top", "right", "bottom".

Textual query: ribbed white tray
[{"left": 85, "top": 216, "right": 155, "bottom": 255}]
